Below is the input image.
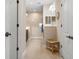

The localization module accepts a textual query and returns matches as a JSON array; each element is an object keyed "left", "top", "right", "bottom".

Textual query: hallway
[{"left": 22, "top": 38, "right": 62, "bottom": 59}]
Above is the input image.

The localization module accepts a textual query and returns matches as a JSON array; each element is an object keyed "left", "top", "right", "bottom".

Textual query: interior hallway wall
[
  {"left": 44, "top": 27, "right": 57, "bottom": 41},
  {"left": 26, "top": 13, "right": 43, "bottom": 38},
  {"left": 43, "top": 4, "right": 56, "bottom": 26},
  {"left": 43, "top": 2, "right": 58, "bottom": 42}
]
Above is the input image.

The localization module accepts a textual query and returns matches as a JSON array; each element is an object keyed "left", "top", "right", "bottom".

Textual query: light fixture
[
  {"left": 26, "top": 27, "right": 30, "bottom": 30},
  {"left": 25, "top": 13, "right": 28, "bottom": 16},
  {"left": 49, "top": 5, "right": 53, "bottom": 11},
  {"left": 49, "top": 4, "right": 55, "bottom": 12}
]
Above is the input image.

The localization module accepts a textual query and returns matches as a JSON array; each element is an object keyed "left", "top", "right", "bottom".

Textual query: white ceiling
[{"left": 25, "top": 0, "right": 55, "bottom": 13}]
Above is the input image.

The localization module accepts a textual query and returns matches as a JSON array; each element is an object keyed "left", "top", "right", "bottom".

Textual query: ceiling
[{"left": 25, "top": 0, "right": 55, "bottom": 13}]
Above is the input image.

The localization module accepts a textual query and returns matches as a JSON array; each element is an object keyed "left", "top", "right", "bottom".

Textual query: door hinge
[
  {"left": 61, "top": 55, "right": 64, "bottom": 59},
  {"left": 60, "top": 44, "right": 62, "bottom": 48},
  {"left": 17, "top": 24, "right": 19, "bottom": 27},
  {"left": 61, "top": 4, "right": 62, "bottom": 7},
  {"left": 17, "top": 0, "right": 19, "bottom": 4},
  {"left": 16, "top": 47, "right": 19, "bottom": 51},
  {"left": 61, "top": 24, "right": 63, "bottom": 28}
]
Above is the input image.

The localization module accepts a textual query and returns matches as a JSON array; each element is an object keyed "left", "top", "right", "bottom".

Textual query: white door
[
  {"left": 5, "top": 0, "right": 17, "bottom": 59},
  {"left": 61, "top": 0, "right": 73, "bottom": 59}
]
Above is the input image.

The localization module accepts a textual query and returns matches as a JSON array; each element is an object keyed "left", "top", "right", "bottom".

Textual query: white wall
[
  {"left": 43, "top": 4, "right": 56, "bottom": 26},
  {"left": 18, "top": 0, "right": 26, "bottom": 59},
  {"left": 43, "top": 2, "right": 58, "bottom": 45},
  {"left": 43, "top": 5, "right": 55, "bottom": 16},
  {"left": 44, "top": 27, "right": 58, "bottom": 41},
  {"left": 26, "top": 13, "right": 43, "bottom": 38}
]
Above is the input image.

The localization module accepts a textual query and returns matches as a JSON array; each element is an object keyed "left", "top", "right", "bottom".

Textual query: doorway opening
[{"left": 19, "top": 0, "right": 62, "bottom": 59}]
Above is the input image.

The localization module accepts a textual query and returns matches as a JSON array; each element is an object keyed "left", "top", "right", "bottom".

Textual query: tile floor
[{"left": 22, "top": 38, "right": 62, "bottom": 59}]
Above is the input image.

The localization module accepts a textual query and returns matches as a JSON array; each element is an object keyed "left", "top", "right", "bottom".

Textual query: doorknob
[
  {"left": 66, "top": 35, "right": 73, "bottom": 40},
  {"left": 5, "top": 32, "right": 11, "bottom": 37}
]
